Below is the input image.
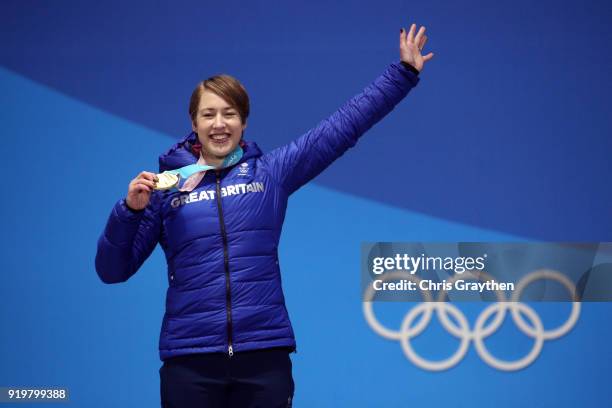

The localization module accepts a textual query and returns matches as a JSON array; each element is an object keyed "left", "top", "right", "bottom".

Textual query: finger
[
  {"left": 414, "top": 26, "right": 426, "bottom": 47},
  {"left": 418, "top": 35, "right": 428, "bottom": 51},
  {"left": 407, "top": 23, "right": 416, "bottom": 43},
  {"left": 133, "top": 183, "right": 153, "bottom": 193},
  {"left": 135, "top": 179, "right": 157, "bottom": 189},
  {"left": 399, "top": 28, "right": 406, "bottom": 47},
  {"left": 139, "top": 172, "right": 158, "bottom": 182},
  {"left": 422, "top": 52, "right": 434, "bottom": 62},
  {"left": 132, "top": 176, "right": 156, "bottom": 186},
  {"left": 131, "top": 182, "right": 155, "bottom": 194}
]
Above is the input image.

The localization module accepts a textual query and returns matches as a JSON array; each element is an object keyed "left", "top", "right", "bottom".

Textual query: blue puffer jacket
[{"left": 95, "top": 62, "right": 419, "bottom": 360}]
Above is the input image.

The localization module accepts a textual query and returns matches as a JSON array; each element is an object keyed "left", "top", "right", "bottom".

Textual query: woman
[{"left": 95, "top": 24, "right": 433, "bottom": 408}]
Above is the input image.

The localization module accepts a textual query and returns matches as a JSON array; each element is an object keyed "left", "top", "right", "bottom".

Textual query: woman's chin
[
  {"left": 205, "top": 144, "right": 234, "bottom": 160},
  {"left": 216, "top": 147, "right": 233, "bottom": 157}
]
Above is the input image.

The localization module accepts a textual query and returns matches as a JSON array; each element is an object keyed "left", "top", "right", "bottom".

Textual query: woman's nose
[{"left": 213, "top": 114, "right": 225, "bottom": 128}]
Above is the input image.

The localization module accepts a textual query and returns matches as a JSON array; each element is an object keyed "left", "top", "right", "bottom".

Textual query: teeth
[{"left": 211, "top": 134, "right": 229, "bottom": 140}]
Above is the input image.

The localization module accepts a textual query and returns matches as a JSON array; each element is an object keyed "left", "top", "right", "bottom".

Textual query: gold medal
[{"left": 154, "top": 171, "right": 179, "bottom": 190}]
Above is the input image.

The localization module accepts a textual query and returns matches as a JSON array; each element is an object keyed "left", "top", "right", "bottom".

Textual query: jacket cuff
[
  {"left": 392, "top": 61, "right": 420, "bottom": 87},
  {"left": 400, "top": 61, "right": 420, "bottom": 76},
  {"left": 115, "top": 199, "right": 145, "bottom": 223}
]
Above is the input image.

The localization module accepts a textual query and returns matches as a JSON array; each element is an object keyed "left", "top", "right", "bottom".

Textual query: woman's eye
[{"left": 225, "top": 112, "right": 236, "bottom": 117}]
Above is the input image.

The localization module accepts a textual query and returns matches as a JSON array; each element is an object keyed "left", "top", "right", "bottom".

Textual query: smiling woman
[
  {"left": 188, "top": 75, "right": 250, "bottom": 168},
  {"left": 95, "top": 23, "right": 433, "bottom": 408}
]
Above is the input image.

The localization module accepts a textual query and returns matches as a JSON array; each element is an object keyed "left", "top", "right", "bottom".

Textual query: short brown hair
[{"left": 188, "top": 75, "right": 250, "bottom": 125}]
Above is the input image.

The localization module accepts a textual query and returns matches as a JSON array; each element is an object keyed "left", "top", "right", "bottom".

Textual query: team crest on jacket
[{"left": 238, "top": 162, "right": 249, "bottom": 176}]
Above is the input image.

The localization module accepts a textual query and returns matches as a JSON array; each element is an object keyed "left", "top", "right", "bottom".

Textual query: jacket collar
[{"left": 158, "top": 131, "right": 262, "bottom": 172}]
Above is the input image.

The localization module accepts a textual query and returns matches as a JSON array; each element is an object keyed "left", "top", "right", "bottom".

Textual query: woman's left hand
[{"left": 400, "top": 23, "right": 434, "bottom": 72}]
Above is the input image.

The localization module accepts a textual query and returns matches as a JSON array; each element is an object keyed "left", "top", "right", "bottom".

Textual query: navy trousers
[{"left": 159, "top": 348, "right": 294, "bottom": 408}]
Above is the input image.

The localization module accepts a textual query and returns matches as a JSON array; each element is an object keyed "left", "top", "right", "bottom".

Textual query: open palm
[{"left": 400, "top": 23, "right": 434, "bottom": 72}]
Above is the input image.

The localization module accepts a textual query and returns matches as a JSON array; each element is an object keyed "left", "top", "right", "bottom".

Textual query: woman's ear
[{"left": 241, "top": 121, "right": 247, "bottom": 140}]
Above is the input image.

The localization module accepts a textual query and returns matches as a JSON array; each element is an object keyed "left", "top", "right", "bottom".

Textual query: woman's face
[{"left": 192, "top": 90, "right": 246, "bottom": 164}]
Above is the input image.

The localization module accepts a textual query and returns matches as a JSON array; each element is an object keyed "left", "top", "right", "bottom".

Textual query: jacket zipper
[{"left": 215, "top": 170, "right": 234, "bottom": 357}]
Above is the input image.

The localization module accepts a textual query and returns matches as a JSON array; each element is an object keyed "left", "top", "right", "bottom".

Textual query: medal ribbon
[{"left": 159, "top": 146, "right": 243, "bottom": 192}]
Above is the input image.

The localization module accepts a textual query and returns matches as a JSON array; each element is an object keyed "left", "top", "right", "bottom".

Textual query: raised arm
[
  {"left": 264, "top": 24, "right": 434, "bottom": 195},
  {"left": 95, "top": 172, "right": 162, "bottom": 284}
]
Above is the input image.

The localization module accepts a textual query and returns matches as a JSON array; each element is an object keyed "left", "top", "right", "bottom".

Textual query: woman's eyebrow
[{"left": 199, "top": 107, "right": 236, "bottom": 112}]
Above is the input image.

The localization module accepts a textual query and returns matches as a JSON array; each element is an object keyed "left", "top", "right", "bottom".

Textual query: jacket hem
[{"left": 159, "top": 338, "right": 296, "bottom": 361}]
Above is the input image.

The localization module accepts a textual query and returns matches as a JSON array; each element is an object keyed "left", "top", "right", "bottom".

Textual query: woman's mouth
[{"left": 210, "top": 133, "right": 230, "bottom": 144}]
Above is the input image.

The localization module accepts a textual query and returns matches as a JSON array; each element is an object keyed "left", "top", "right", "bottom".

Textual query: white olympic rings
[{"left": 363, "top": 269, "right": 581, "bottom": 371}]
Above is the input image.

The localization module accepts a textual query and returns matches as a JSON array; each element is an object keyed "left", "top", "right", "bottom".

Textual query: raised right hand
[{"left": 126, "top": 171, "right": 158, "bottom": 211}]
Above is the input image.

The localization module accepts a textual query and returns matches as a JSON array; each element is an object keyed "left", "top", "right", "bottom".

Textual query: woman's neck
[{"left": 201, "top": 151, "right": 225, "bottom": 168}]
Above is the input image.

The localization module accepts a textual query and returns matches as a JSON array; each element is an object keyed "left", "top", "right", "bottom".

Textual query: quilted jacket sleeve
[
  {"left": 95, "top": 193, "right": 162, "bottom": 284},
  {"left": 264, "top": 62, "right": 420, "bottom": 195}
]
